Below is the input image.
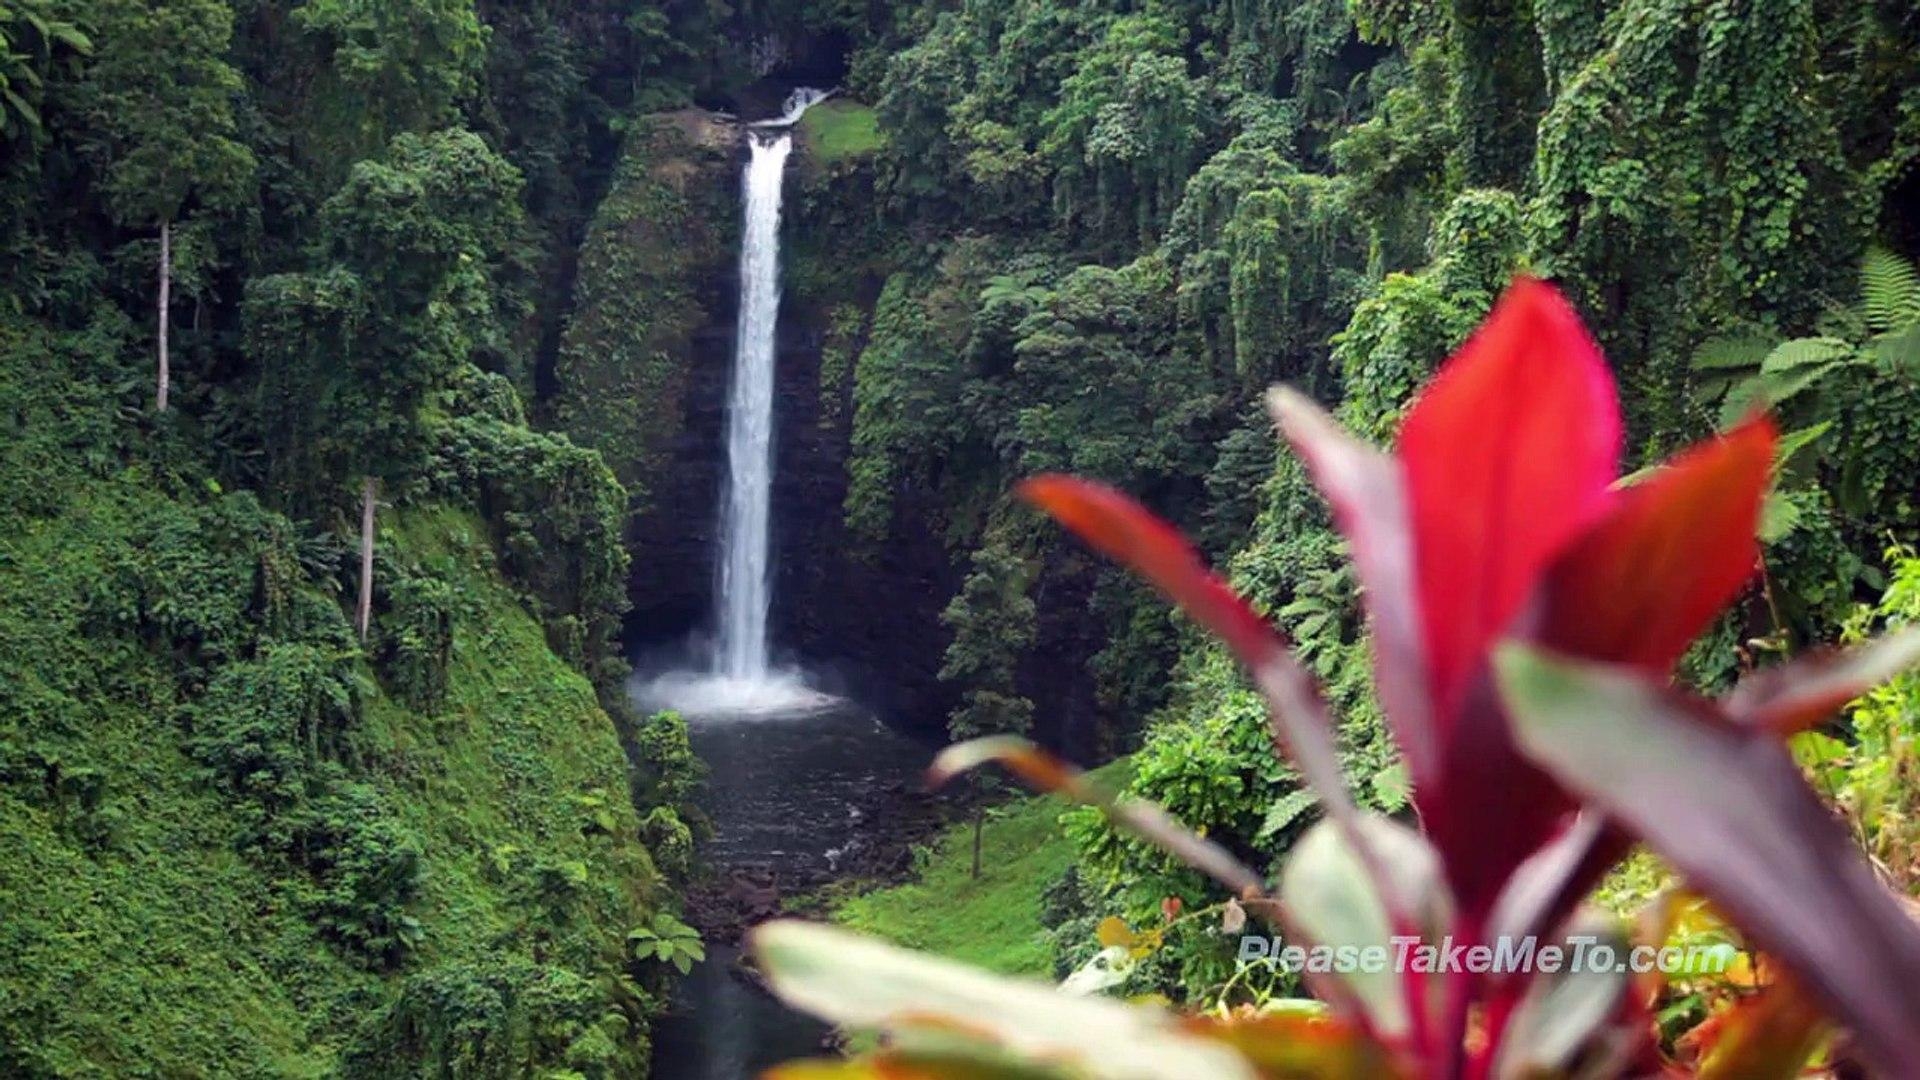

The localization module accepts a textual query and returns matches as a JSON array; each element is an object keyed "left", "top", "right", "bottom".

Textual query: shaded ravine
[{"left": 641, "top": 87, "right": 936, "bottom": 1079}]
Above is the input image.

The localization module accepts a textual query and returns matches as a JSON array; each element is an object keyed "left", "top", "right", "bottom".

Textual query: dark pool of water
[{"left": 646, "top": 699, "right": 933, "bottom": 1079}]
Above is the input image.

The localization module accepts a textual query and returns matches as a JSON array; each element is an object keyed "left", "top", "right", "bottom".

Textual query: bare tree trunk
[
  {"left": 357, "top": 476, "right": 377, "bottom": 641},
  {"left": 156, "top": 220, "right": 171, "bottom": 412},
  {"left": 971, "top": 804, "right": 984, "bottom": 880}
]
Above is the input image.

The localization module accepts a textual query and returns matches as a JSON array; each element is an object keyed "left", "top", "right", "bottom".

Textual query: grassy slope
[
  {"left": 0, "top": 328, "right": 656, "bottom": 1074},
  {"left": 827, "top": 761, "right": 1129, "bottom": 977},
  {"left": 798, "top": 100, "right": 884, "bottom": 163}
]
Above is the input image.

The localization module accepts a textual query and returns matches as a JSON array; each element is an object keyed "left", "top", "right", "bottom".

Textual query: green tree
[
  {"left": 939, "top": 543, "right": 1037, "bottom": 878},
  {"left": 250, "top": 128, "right": 522, "bottom": 638},
  {"left": 292, "top": 0, "right": 488, "bottom": 166},
  {"left": 0, "top": 1, "right": 88, "bottom": 146},
  {"left": 71, "top": 0, "right": 252, "bottom": 411}
]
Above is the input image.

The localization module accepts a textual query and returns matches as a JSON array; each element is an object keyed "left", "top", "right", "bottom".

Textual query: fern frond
[
  {"left": 1759, "top": 488, "right": 1804, "bottom": 544},
  {"left": 1691, "top": 335, "right": 1773, "bottom": 371},
  {"left": 1255, "top": 789, "right": 1318, "bottom": 842},
  {"left": 1860, "top": 246, "right": 1920, "bottom": 333},
  {"left": 1870, "top": 323, "right": 1920, "bottom": 378},
  {"left": 1760, "top": 336, "right": 1852, "bottom": 374}
]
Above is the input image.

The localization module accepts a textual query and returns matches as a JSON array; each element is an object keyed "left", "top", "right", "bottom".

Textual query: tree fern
[{"left": 1860, "top": 246, "right": 1920, "bottom": 334}]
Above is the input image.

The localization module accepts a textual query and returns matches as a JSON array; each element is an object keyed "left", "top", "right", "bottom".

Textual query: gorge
[{"left": 2, "top": 0, "right": 1918, "bottom": 1075}]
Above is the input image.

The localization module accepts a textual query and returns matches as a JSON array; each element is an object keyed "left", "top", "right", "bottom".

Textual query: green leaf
[
  {"left": 1758, "top": 488, "right": 1802, "bottom": 543},
  {"left": 1690, "top": 335, "right": 1773, "bottom": 372},
  {"left": 1254, "top": 789, "right": 1317, "bottom": 842},
  {"left": 1367, "top": 761, "right": 1410, "bottom": 812},
  {"left": 1869, "top": 322, "right": 1920, "bottom": 377},
  {"left": 1860, "top": 246, "right": 1920, "bottom": 333},
  {"left": 1771, "top": 422, "right": 1831, "bottom": 469},
  {"left": 752, "top": 921, "right": 1259, "bottom": 1079},
  {"left": 1760, "top": 337, "right": 1851, "bottom": 374}
]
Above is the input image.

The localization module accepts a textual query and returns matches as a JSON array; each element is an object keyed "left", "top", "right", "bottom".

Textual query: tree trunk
[
  {"left": 971, "top": 804, "right": 984, "bottom": 880},
  {"left": 156, "top": 220, "right": 171, "bottom": 412},
  {"left": 357, "top": 476, "right": 378, "bottom": 641}
]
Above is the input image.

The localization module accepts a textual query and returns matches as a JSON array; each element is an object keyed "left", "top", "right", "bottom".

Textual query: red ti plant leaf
[
  {"left": 1017, "top": 476, "right": 1280, "bottom": 669},
  {"left": 1536, "top": 415, "right": 1775, "bottom": 670},
  {"left": 1495, "top": 644, "right": 1920, "bottom": 1076},
  {"left": 1396, "top": 277, "right": 1622, "bottom": 724},
  {"left": 1486, "top": 413, "right": 1778, "bottom": 944},
  {"left": 1723, "top": 628, "right": 1920, "bottom": 735},
  {"left": 1015, "top": 478, "right": 1392, "bottom": 902}
]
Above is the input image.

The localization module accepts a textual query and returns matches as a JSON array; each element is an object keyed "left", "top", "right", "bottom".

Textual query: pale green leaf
[
  {"left": 1278, "top": 814, "right": 1449, "bottom": 1040},
  {"left": 752, "top": 921, "right": 1259, "bottom": 1080}
]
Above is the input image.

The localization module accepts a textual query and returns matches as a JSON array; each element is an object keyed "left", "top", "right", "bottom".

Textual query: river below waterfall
[{"left": 646, "top": 698, "right": 934, "bottom": 1079}]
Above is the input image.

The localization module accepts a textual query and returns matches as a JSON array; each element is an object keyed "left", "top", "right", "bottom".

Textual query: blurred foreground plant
[{"left": 752, "top": 279, "right": 1920, "bottom": 1078}]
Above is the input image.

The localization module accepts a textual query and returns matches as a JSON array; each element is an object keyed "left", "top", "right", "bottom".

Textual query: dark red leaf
[
  {"left": 1398, "top": 278, "right": 1621, "bottom": 722},
  {"left": 1018, "top": 476, "right": 1276, "bottom": 666},
  {"left": 1724, "top": 629, "right": 1920, "bottom": 735},
  {"left": 1497, "top": 645, "right": 1920, "bottom": 1076},
  {"left": 1538, "top": 416, "right": 1776, "bottom": 670},
  {"left": 1018, "top": 476, "right": 1413, "bottom": 941}
]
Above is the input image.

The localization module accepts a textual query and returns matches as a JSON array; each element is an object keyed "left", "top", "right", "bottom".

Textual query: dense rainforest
[{"left": 2, "top": 0, "right": 1919, "bottom": 1075}]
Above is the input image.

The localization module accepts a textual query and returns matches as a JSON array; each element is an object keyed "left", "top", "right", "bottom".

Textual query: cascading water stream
[
  {"left": 646, "top": 89, "right": 832, "bottom": 716},
  {"left": 713, "top": 130, "right": 789, "bottom": 682},
  {"left": 641, "top": 89, "right": 935, "bottom": 1080}
]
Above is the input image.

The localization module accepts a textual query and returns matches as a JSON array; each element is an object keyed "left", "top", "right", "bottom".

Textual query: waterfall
[
  {"left": 713, "top": 129, "right": 790, "bottom": 682},
  {"left": 646, "top": 89, "right": 832, "bottom": 716}
]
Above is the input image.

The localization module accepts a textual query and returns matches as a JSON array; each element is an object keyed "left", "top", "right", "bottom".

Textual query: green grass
[
  {"left": 826, "top": 760, "right": 1130, "bottom": 977},
  {"left": 799, "top": 100, "right": 884, "bottom": 163}
]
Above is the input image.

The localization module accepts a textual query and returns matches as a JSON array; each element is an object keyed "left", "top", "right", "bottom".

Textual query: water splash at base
[{"left": 637, "top": 669, "right": 839, "bottom": 718}]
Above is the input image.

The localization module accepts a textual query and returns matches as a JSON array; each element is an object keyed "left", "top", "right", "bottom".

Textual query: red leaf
[
  {"left": 1015, "top": 478, "right": 1364, "bottom": 826},
  {"left": 1724, "top": 629, "right": 1920, "bottom": 735},
  {"left": 1018, "top": 476, "right": 1277, "bottom": 667},
  {"left": 1497, "top": 645, "right": 1920, "bottom": 1076},
  {"left": 1018, "top": 476, "right": 1414, "bottom": 946},
  {"left": 1268, "top": 387, "right": 1437, "bottom": 789},
  {"left": 1538, "top": 416, "right": 1776, "bottom": 670},
  {"left": 1398, "top": 278, "right": 1621, "bottom": 722}
]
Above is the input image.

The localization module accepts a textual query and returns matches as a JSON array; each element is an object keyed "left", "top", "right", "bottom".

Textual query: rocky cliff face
[{"left": 549, "top": 109, "right": 739, "bottom": 638}]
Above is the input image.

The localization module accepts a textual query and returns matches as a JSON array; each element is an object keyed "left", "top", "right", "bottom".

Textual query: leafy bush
[
  {"left": 626, "top": 912, "right": 704, "bottom": 976},
  {"left": 340, "top": 960, "right": 644, "bottom": 1080}
]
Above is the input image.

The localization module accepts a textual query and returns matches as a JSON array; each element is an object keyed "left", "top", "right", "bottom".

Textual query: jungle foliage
[
  {"left": 0, "top": 0, "right": 732, "bottom": 1074},
  {"left": 781, "top": 0, "right": 1920, "bottom": 1000}
]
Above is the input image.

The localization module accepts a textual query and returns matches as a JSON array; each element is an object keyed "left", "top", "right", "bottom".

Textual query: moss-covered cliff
[
  {"left": 0, "top": 324, "right": 687, "bottom": 1076},
  {"left": 550, "top": 110, "right": 740, "bottom": 515}
]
